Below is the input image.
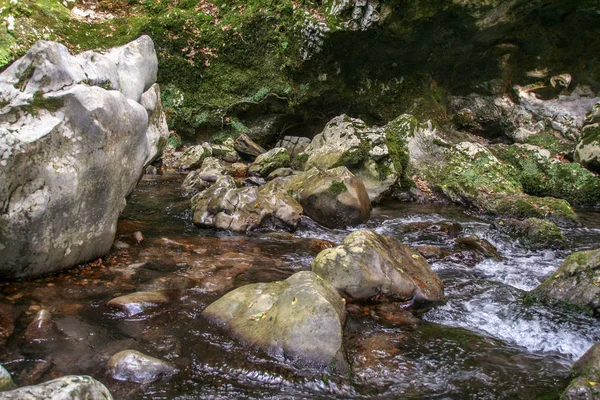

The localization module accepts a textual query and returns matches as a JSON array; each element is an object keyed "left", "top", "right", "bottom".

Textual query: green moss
[
  {"left": 166, "top": 131, "right": 183, "bottom": 150},
  {"left": 383, "top": 114, "right": 416, "bottom": 189},
  {"left": 525, "top": 133, "right": 574, "bottom": 155},
  {"left": 293, "top": 152, "right": 309, "bottom": 170},
  {"left": 495, "top": 144, "right": 600, "bottom": 206},
  {"left": 328, "top": 181, "right": 348, "bottom": 196}
]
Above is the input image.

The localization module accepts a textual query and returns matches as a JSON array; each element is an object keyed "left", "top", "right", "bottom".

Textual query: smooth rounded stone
[
  {"left": 299, "top": 167, "right": 371, "bottom": 229},
  {"left": 528, "top": 249, "right": 600, "bottom": 316},
  {"left": 276, "top": 136, "right": 311, "bottom": 157},
  {"left": 575, "top": 123, "right": 600, "bottom": 174},
  {"left": 0, "top": 364, "right": 16, "bottom": 392},
  {"left": 266, "top": 167, "right": 294, "bottom": 180},
  {"left": 107, "top": 350, "right": 177, "bottom": 384},
  {"left": 243, "top": 176, "right": 266, "bottom": 186},
  {"left": 497, "top": 218, "right": 565, "bottom": 250},
  {"left": 562, "top": 342, "right": 600, "bottom": 399},
  {"left": 202, "top": 271, "right": 347, "bottom": 370},
  {"left": 172, "top": 143, "right": 212, "bottom": 170},
  {"left": 24, "top": 309, "right": 59, "bottom": 343},
  {"left": 195, "top": 157, "right": 229, "bottom": 183},
  {"left": 107, "top": 291, "right": 170, "bottom": 316},
  {"left": 234, "top": 133, "right": 266, "bottom": 158},
  {"left": 211, "top": 144, "right": 240, "bottom": 163},
  {"left": 191, "top": 175, "right": 302, "bottom": 233},
  {"left": 0, "top": 375, "right": 113, "bottom": 399},
  {"left": 0, "top": 37, "right": 168, "bottom": 279},
  {"left": 248, "top": 147, "right": 291, "bottom": 177},
  {"left": 311, "top": 230, "right": 444, "bottom": 308},
  {"left": 455, "top": 235, "right": 502, "bottom": 260}
]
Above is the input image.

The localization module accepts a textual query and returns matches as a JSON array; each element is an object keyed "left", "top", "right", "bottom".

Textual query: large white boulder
[{"left": 0, "top": 36, "right": 168, "bottom": 279}]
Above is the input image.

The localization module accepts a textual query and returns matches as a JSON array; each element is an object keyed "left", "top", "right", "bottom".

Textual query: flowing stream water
[{"left": 1, "top": 173, "right": 599, "bottom": 399}]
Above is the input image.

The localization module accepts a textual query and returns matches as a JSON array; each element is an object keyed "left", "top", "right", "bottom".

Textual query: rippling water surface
[{"left": 1, "top": 174, "right": 599, "bottom": 399}]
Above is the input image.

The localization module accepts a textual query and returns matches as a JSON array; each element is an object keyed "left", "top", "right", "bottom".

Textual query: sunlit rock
[
  {"left": 202, "top": 271, "right": 347, "bottom": 371},
  {"left": 107, "top": 350, "right": 177, "bottom": 384},
  {"left": 0, "top": 375, "right": 113, "bottom": 399}
]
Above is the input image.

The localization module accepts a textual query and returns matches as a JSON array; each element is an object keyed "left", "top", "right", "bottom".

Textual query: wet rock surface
[
  {"left": 0, "top": 375, "right": 113, "bottom": 400},
  {"left": 107, "top": 291, "right": 170, "bottom": 317},
  {"left": 528, "top": 249, "right": 600, "bottom": 316},
  {"left": 0, "top": 365, "right": 16, "bottom": 392},
  {"left": 563, "top": 342, "right": 600, "bottom": 399},
  {"left": 311, "top": 230, "right": 444, "bottom": 307},
  {"left": 203, "top": 271, "right": 347, "bottom": 370},
  {"left": 107, "top": 350, "right": 177, "bottom": 384}
]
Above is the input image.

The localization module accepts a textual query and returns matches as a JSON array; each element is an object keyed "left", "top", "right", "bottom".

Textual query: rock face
[
  {"left": 528, "top": 249, "right": 600, "bottom": 315},
  {"left": 191, "top": 176, "right": 302, "bottom": 232},
  {"left": 311, "top": 230, "right": 444, "bottom": 308},
  {"left": 0, "top": 36, "right": 168, "bottom": 279},
  {"left": 107, "top": 350, "right": 177, "bottom": 384},
  {"left": 562, "top": 342, "right": 600, "bottom": 399},
  {"left": 0, "top": 375, "right": 113, "bottom": 399},
  {"left": 172, "top": 143, "right": 212, "bottom": 170},
  {"left": 202, "top": 271, "right": 347, "bottom": 370}
]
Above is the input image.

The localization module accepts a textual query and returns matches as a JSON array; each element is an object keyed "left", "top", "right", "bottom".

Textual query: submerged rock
[
  {"left": 107, "top": 291, "right": 170, "bottom": 316},
  {"left": 311, "top": 230, "right": 444, "bottom": 308},
  {"left": 0, "top": 365, "right": 16, "bottom": 392},
  {"left": 562, "top": 342, "right": 600, "bottom": 399},
  {"left": 528, "top": 249, "right": 600, "bottom": 316},
  {"left": 0, "top": 375, "right": 113, "bottom": 399},
  {"left": 107, "top": 350, "right": 177, "bottom": 384},
  {"left": 24, "top": 309, "right": 59, "bottom": 343},
  {"left": 455, "top": 235, "right": 502, "bottom": 260},
  {"left": 191, "top": 175, "right": 302, "bottom": 232},
  {"left": 202, "top": 271, "right": 347, "bottom": 371},
  {"left": 0, "top": 36, "right": 168, "bottom": 279}
]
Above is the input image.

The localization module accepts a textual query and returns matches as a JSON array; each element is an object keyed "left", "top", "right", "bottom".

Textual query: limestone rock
[
  {"left": 181, "top": 157, "right": 229, "bottom": 197},
  {"left": 234, "top": 133, "right": 266, "bottom": 158},
  {"left": 0, "top": 37, "right": 168, "bottom": 279},
  {"left": 298, "top": 166, "right": 370, "bottom": 229},
  {"left": 0, "top": 375, "right": 113, "bottom": 399},
  {"left": 0, "top": 365, "right": 16, "bottom": 392},
  {"left": 172, "top": 144, "right": 212, "bottom": 170},
  {"left": 107, "top": 291, "right": 170, "bottom": 316},
  {"left": 276, "top": 136, "right": 311, "bottom": 157},
  {"left": 562, "top": 342, "right": 600, "bottom": 399},
  {"left": 107, "top": 350, "right": 177, "bottom": 384},
  {"left": 311, "top": 230, "right": 444, "bottom": 308},
  {"left": 211, "top": 143, "right": 240, "bottom": 163},
  {"left": 528, "top": 249, "right": 600, "bottom": 316},
  {"left": 266, "top": 167, "right": 294, "bottom": 180},
  {"left": 575, "top": 123, "right": 600, "bottom": 174},
  {"left": 248, "top": 147, "right": 291, "bottom": 177},
  {"left": 202, "top": 271, "right": 347, "bottom": 370},
  {"left": 191, "top": 176, "right": 302, "bottom": 232},
  {"left": 301, "top": 114, "right": 406, "bottom": 203}
]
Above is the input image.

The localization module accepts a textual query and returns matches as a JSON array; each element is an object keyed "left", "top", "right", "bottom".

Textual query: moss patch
[{"left": 328, "top": 180, "right": 347, "bottom": 196}]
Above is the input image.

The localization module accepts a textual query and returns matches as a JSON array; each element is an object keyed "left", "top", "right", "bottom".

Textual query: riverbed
[{"left": 1, "top": 173, "right": 599, "bottom": 399}]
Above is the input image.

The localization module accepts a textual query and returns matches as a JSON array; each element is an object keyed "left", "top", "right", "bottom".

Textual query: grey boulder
[
  {"left": 202, "top": 271, "right": 347, "bottom": 370},
  {"left": 0, "top": 376, "right": 113, "bottom": 399},
  {"left": 0, "top": 36, "right": 168, "bottom": 279},
  {"left": 311, "top": 230, "right": 444, "bottom": 308}
]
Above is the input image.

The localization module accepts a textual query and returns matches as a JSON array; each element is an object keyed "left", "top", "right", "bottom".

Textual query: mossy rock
[
  {"left": 497, "top": 218, "right": 565, "bottom": 250},
  {"left": 562, "top": 342, "right": 600, "bottom": 399},
  {"left": 575, "top": 123, "right": 600, "bottom": 174},
  {"left": 493, "top": 143, "right": 600, "bottom": 206},
  {"left": 527, "top": 249, "right": 600, "bottom": 316}
]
